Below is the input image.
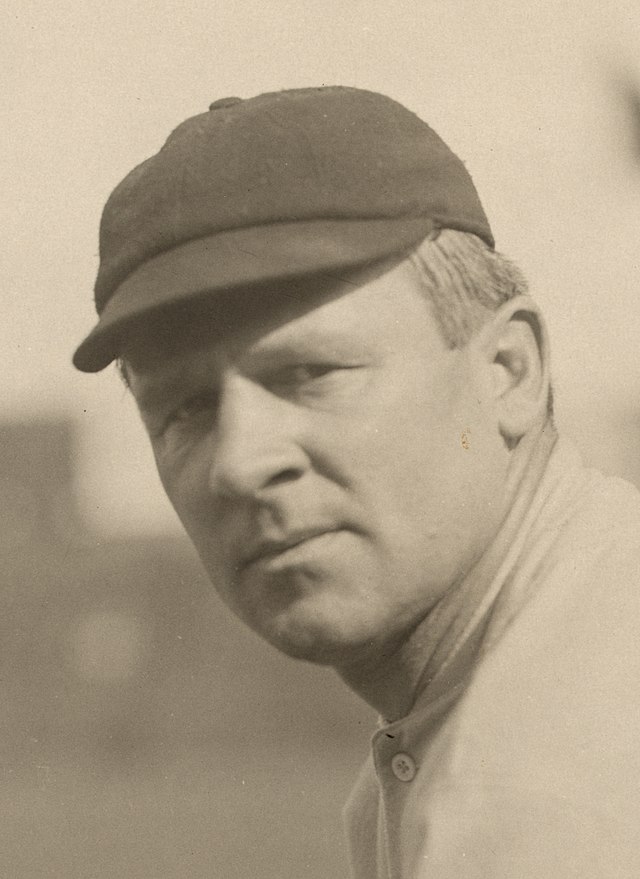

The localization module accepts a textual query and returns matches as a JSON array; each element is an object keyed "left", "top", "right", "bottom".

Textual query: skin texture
[{"left": 123, "top": 258, "right": 552, "bottom": 718}]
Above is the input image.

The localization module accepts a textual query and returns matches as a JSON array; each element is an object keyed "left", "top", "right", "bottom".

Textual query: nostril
[{"left": 267, "top": 467, "right": 304, "bottom": 487}]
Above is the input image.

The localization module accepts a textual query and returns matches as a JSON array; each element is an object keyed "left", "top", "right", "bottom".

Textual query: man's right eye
[{"left": 161, "top": 391, "right": 218, "bottom": 434}]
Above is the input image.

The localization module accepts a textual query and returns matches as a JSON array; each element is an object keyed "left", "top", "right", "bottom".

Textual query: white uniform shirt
[{"left": 344, "top": 440, "right": 640, "bottom": 878}]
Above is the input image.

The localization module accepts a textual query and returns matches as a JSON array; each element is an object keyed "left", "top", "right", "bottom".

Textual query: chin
[{"left": 249, "top": 605, "right": 375, "bottom": 667}]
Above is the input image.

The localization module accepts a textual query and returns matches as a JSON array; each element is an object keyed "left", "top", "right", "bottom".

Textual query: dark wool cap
[{"left": 73, "top": 86, "right": 494, "bottom": 372}]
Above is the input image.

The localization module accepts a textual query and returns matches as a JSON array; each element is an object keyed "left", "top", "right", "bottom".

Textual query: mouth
[{"left": 242, "top": 528, "right": 341, "bottom": 570}]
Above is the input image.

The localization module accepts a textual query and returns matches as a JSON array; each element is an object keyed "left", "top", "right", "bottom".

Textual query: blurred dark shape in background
[
  {"left": 609, "top": 66, "right": 640, "bottom": 164},
  {"left": 622, "top": 80, "right": 640, "bottom": 160},
  {"left": 0, "top": 419, "right": 374, "bottom": 879}
]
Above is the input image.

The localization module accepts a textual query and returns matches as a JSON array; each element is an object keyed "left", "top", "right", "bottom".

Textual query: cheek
[
  {"left": 313, "top": 367, "right": 465, "bottom": 488},
  {"left": 321, "top": 374, "right": 506, "bottom": 575},
  {"left": 153, "top": 439, "right": 216, "bottom": 537},
  {"left": 407, "top": 413, "right": 508, "bottom": 573}
]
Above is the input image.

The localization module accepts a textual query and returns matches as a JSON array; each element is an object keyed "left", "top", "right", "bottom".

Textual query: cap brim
[{"left": 73, "top": 216, "right": 436, "bottom": 372}]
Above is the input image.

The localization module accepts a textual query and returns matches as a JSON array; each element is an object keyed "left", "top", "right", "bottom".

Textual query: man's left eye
[
  {"left": 270, "top": 364, "right": 343, "bottom": 390},
  {"left": 265, "top": 363, "right": 363, "bottom": 405},
  {"left": 287, "top": 364, "right": 336, "bottom": 383}
]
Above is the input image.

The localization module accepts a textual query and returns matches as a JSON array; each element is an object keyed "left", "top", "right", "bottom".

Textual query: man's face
[{"left": 125, "top": 259, "right": 509, "bottom": 668}]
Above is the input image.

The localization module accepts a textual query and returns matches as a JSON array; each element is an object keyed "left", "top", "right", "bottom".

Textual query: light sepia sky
[{"left": 3, "top": 1, "right": 640, "bottom": 534}]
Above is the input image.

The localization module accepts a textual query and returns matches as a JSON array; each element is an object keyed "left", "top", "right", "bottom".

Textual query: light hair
[
  {"left": 409, "top": 230, "right": 553, "bottom": 416},
  {"left": 408, "top": 229, "right": 529, "bottom": 348}
]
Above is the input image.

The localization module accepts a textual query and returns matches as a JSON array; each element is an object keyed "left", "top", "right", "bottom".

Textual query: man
[{"left": 74, "top": 87, "right": 640, "bottom": 877}]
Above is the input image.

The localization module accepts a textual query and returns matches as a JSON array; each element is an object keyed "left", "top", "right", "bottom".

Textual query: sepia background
[{"left": 2, "top": 2, "right": 640, "bottom": 876}]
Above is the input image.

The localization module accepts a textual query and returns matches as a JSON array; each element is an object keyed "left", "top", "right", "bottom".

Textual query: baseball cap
[{"left": 73, "top": 86, "right": 494, "bottom": 372}]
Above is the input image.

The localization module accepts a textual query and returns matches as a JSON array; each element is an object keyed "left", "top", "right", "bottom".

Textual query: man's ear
[{"left": 476, "top": 295, "right": 551, "bottom": 443}]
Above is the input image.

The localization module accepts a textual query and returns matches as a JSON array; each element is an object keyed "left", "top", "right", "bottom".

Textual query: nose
[{"left": 208, "top": 373, "right": 309, "bottom": 499}]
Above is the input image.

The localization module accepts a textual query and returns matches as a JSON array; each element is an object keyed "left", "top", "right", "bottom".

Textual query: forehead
[{"left": 121, "top": 255, "right": 435, "bottom": 379}]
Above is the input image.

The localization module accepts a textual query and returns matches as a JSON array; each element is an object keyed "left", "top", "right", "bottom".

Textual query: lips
[{"left": 242, "top": 528, "right": 340, "bottom": 569}]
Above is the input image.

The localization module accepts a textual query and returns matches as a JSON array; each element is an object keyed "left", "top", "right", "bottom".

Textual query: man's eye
[
  {"left": 163, "top": 391, "right": 217, "bottom": 431},
  {"left": 273, "top": 364, "right": 342, "bottom": 387},
  {"left": 291, "top": 364, "right": 333, "bottom": 382},
  {"left": 265, "top": 363, "right": 361, "bottom": 403}
]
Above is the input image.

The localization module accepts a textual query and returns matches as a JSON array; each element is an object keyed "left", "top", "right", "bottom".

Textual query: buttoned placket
[
  {"left": 369, "top": 679, "right": 469, "bottom": 879},
  {"left": 371, "top": 720, "right": 422, "bottom": 879}
]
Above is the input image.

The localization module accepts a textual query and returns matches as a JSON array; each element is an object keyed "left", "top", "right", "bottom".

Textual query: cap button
[{"left": 209, "top": 97, "right": 243, "bottom": 111}]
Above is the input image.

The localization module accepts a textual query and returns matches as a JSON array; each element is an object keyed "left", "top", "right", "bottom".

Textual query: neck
[{"left": 336, "top": 423, "right": 558, "bottom": 721}]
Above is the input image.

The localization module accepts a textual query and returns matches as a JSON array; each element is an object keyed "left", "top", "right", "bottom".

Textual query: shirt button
[{"left": 391, "top": 752, "right": 416, "bottom": 782}]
